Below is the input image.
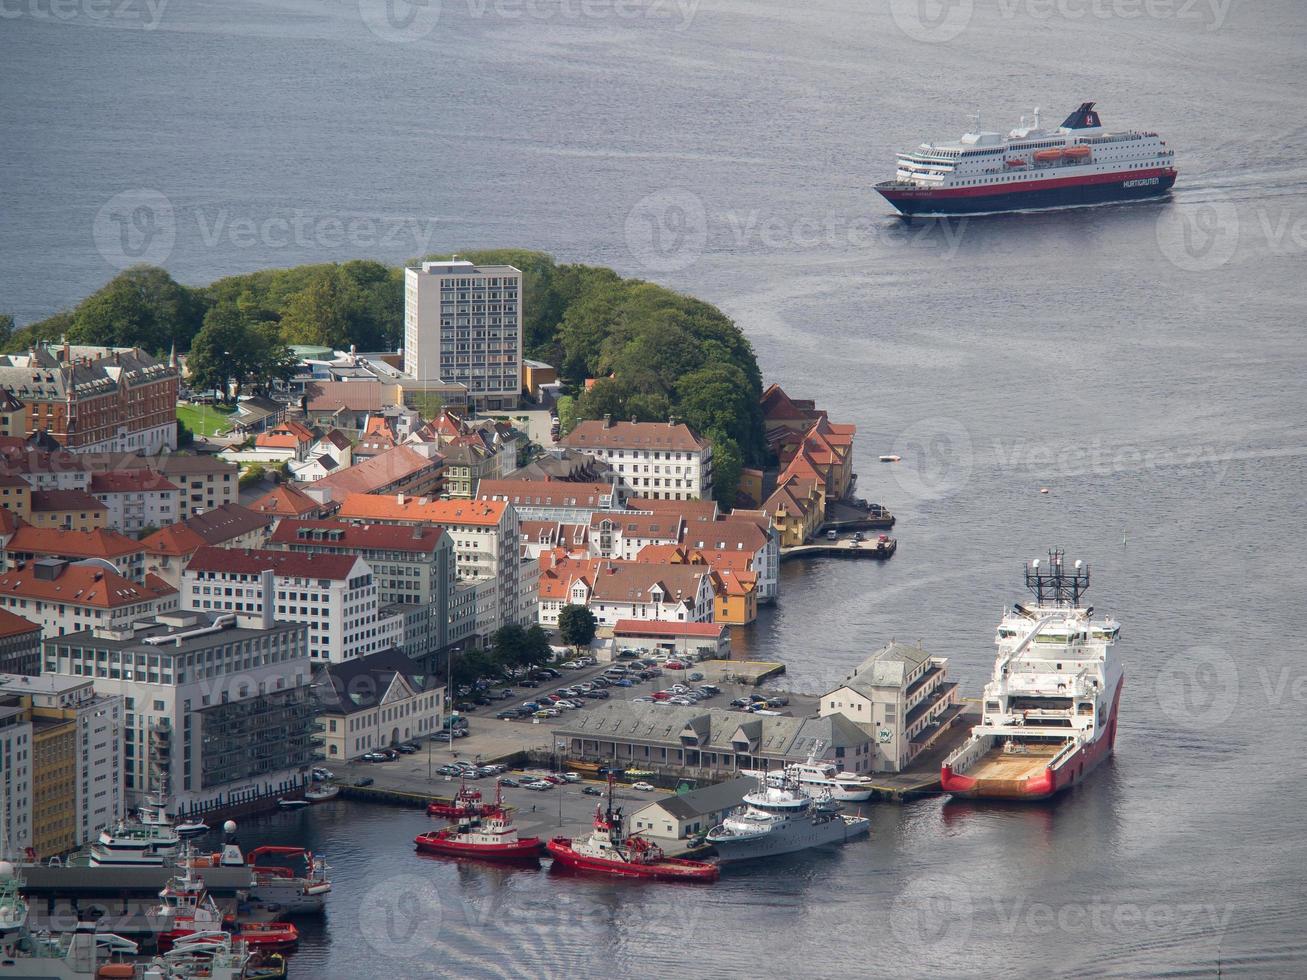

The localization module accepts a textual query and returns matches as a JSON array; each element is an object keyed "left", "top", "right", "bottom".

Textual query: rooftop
[
  {"left": 184, "top": 546, "right": 363, "bottom": 581},
  {"left": 271, "top": 518, "right": 446, "bottom": 553},
  {"left": 310, "top": 446, "right": 440, "bottom": 501},
  {"left": 559, "top": 418, "right": 708, "bottom": 454},
  {"left": 182, "top": 502, "right": 275, "bottom": 544},
  {"left": 0, "top": 560, "right": 175, "bottom": 608},
  {"left": 7, "top": 526, "right": 143, "bottom": 559},
  {"left": 29, "top": 489, "right": 107, "bottom": 513},
  {"left": 612, "top": 619, "right": 725, "bottom": 639},
  {"left": 88, "top": 471, "right": 181, "bottom": 494},
  {"left": 48, "top": 611, "right": 306, "bottom": 656},
  {"left": 338, "top": 493, "right": 506, "bottom": 527}
]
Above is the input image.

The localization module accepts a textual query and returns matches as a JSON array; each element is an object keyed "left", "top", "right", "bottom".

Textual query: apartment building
[
  {"left": 403, "top": 260, "right": 523, "bottom": 411},
  {"left": 182, "top": 546, "right": 402, "bottom": 664},
  {"left": 141, "top": 504, "right": 275, "bottom": 589},
  {"left": 559, "top": 417, "right": 712, "bottom": 500},
  {"left": 28, "top": 489, "right": 108, "bottom": 531},
  {"left": 6, "top": 526, "right": 147, "bottom": 581},
  {"left": 0, "top": 673, "right": 124, "bottom": 856},
  {"left": 477, "top": 479, "right": 621, "bottom": 523},
  {"left": 0, "top": 701, "right": 32, "bottom": 853},
  {"left": 308, "top": 445, "right": 444, "bottom": 505},
  {"left": 0, "top": 558, "right": 177, "bottom": 638},
  {"left": 42, "top": 613, "right": 317, "bottom": 815},
  {"left": 537, "top": 558, "right": 717, "bottom": 628},
  {"left": 89, "top": 470, "right": 181, "bottom": 534},
  {"left": 0, "top": 610, "right": 42, "bottom": 675},
  {"left": 0, "top": 344, "right": 179, "bottom": 453},
  {"left": 336, "top": 494, "right": 530, "bottom": 636},
  {"left": 820, "top": 642, "right": 962, "bottom": 773},
  {"left": 269, "top": 519, "right": 454, "bottom": 657}
]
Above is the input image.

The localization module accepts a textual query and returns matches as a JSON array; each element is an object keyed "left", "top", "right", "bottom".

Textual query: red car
[
  {"left": 651, "top": 691, "right": 671, "bottom": 701},
  {"left": 664, "top": 661, "right": 685, "bottom": 670}
]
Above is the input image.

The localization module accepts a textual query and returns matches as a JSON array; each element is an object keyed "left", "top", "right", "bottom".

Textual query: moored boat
[
  {"left": 706, "top": 772, "right": 870, "bottom": 863},
  {"left": 546, "top": 778, "right": 718, "bottom": 882},
  {"left": 426, "top": 782, "right": 484, "bottom": 819},
  {"left": 303, "top": 783, "right": 339, "bottom": 803},
  {"left": 185, "top": 824, "right": 331, "bottom": 915},
  {"left": 414, "top": 781, "right": 544, "bottom": 862},
  {"left": 89, "top": 797, "right": 182, "bottom": 867},
  {"left": 940, "top": 551, "right": 1124, "bottom": 800}
]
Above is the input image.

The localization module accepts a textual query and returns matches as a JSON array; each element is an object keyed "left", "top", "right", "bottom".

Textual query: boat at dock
[
  {"left": 154, "top": 848, "right": 298, "bottom": 953},
  {"left": 89, "top": 798, "right": 182, "bottom": 868},
  {"left": 302, "top": 783, "right": 339, "bottom": 803},
  {"left": 185, "top": 824, "right": 331, "bottom": 915},
  {"left": 706, "top": 773, "right": 870, "bottom": 863},
  {"left": 940, "top": 550, "right": 1123, "bottom": 800},
  {"left": 426, "top": 781, "right": 485, "bottom": 819},
  {"left": 414, "top": 781, "right": 544, "bottom": 862},
  {"left": 546, "top": 778, "right": 719, "bottom": 882},
  {"left": 743, "top": 747, "right": 876, "bottom": 802}
]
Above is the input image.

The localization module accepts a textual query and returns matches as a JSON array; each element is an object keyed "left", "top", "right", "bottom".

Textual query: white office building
[
  {"left": 182, "top": 547, "right": 403, "bottom": 664},
  {"left": 403, "top": 259, "right": 523, "bottom": 410}
]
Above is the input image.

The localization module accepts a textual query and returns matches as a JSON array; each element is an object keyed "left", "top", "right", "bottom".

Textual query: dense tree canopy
[{"left": 10, "top": 251, "right": 766, "bottom": 502}]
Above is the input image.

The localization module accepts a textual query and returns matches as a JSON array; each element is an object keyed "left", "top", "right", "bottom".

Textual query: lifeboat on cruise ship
[
  {"left": 1063, "top": 145, "right": 1092, "bottom": 160},
  {"left": 1033, "top": 148, "right": 1066, "bottom": 163},
  {"left": 1005, "top": 157, "right": 1028, "bottom": 168}
]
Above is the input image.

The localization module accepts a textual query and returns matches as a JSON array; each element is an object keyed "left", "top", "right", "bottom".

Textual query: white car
[
  {"left": 631, "top": 781, "right": 655, "bottom": 792},
  {"left": 561, "top": 772, "right": 582, "bottom": 783},
  {"left": 525, "top": 780, "right": 554, "bottom": 791}
]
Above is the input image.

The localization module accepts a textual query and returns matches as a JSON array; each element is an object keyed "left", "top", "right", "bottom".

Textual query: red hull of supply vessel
[
  {"left": 546, "top": 838, "right": 719, "bottom": 882},
  {"left": 427, "top": 782, "right": 484, "bottom": 818},
  {"left": 941, "top": 551, "right": 1125, "bottom": 801}
]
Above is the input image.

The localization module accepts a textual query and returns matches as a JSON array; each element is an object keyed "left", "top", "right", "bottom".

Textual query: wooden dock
[{"left": 780, "top": 537, "right": 897, "bottom": 562}]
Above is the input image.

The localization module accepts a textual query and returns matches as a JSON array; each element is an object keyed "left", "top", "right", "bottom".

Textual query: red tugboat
[
  {"left": 153, "top": 849, "right": 299, "bottom": 952},
  {"left": 427, "top": 780, "right": 484, "bottom": 818},
  {"left": 415, "top": 781, "right": 545, "bottom": 862},
  {"left": 546, "top": 777, "right": 719, "bottom": 883}
]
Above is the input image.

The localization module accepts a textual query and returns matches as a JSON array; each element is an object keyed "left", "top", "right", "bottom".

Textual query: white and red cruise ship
[
  {"left": 941, "top": 551, "right": 1124, "bottom": 800},
  {"left": 876, "top": 102, "right": 1176, "bottom": 216}
]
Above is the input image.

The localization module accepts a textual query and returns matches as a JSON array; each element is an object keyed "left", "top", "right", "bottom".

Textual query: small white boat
[
  {"left": 878, "top": 454, "right": 901, "bottom": 463},
  {"left": 276, "top": 798, "right": 311, "bottom": 811},
  {"left": 304, "top": 783, "right": 339, "bottom": 803},
  {"left": 175, "top": 822, "right": 211, "bottom": 838}
]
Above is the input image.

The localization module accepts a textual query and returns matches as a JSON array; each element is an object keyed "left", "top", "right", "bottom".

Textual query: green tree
[
  {"left": 554, "top": 394, "right": 577, "bottom": 436},
  {"left": 558, "top": 605, "right": 597, "bottom": 650},
  {"left": 278, "top": 267, "right": 361, "bottom": 348},
  {"left": 67, "top": 266, "right": 205, "bottom": 354},
  {"left": 0, "top": 315, "right": 12, "bottom": 348},
  {"left": 707, "top": 430, "right": 743, "bottom": 508},
  {"left": 187, "top": 303, "right": 296, "bottom": 400},
  {"left": 176, "top": 417, "right": 195, "bottom": 448}
]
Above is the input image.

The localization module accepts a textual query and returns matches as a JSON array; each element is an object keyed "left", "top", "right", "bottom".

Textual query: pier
[{"left": 781, "top": 536, "right": 897, "bottom": 562}]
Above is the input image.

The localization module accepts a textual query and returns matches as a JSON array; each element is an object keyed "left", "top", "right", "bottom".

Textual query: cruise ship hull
[
  {"left": 877, "top": 169, "right": 1176, "bottom": 216},
  {"left": 941, "top": 678, "right": 1123, "bottom": 800},
  {"left": 707, "top": 815, "right": 870, "bottom": 863}
]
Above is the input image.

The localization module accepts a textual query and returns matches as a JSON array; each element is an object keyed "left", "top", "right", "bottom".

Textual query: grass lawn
[{"left": 177, "top": 403, "right": 236, "bottom": 437}]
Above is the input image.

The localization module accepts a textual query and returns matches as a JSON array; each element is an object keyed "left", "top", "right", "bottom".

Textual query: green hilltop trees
[{"left": 10, "top": 251, "right": 766, "bottom": 503}]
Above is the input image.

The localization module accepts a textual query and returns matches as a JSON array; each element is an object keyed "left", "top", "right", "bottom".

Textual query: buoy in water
[{"left": 1039, "top": 488, "right": 1050, "bottom": 494}]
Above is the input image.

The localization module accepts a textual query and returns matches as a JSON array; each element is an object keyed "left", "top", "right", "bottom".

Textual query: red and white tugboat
[
  {"left": 414, "top": 781, "right": 545, "bottom": 862},
  {"left": 546, "top": 777, "right": 719, "bottom": 883},
  {"left": 154, "top": 845, "right": 299, "bottom": 952},
  {"left": 426, "top": 780, "right": 484, "bottom": 819},
  {"left": 941, "top": 551, "right": 1124, "bottom": 800},
  {"left": 185, "top": 821, "right": 332, "bottom": 914}
]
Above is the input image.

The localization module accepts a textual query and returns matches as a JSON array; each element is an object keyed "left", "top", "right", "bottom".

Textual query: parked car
[
  {"left": 826, "top": 529, "right": 838, "bottom": 541},
  {"left": 729, "top": 697, "right": 752, "bottom": 707},
  {"left": 688, "top": 672, "right": 705, "bottom": 682},
  {"left": 361, "top": 752, "right": 386, "bottom": 762},
  {"left": 561, "top": 772, "right": 582, "bottom": 783},
  {"left": 632, "top": 696, "right": 655, "bottom": 703},
  {"left": 614, "top": 679, "right": 634, "bottom": 687},
  {"left": 591, "top": 677, "right": 610, "bottom": 688},
  {"left": 453, "top": 728, "right": 470, "bottom": 738},
  {"left": 518, "top": 679, "right": 539, "bottom": 688},
  {"left": 353, "top": 777, "right": 374, "bottom": 787},
  {"left": 396, "top": 743, "right": 417, "bottom": 754},
  {"left": 582, "top": 786, "right": 603, "bottom": 796},
  {"left": 432, "top": 732, "right": 454, "bottom": 742},
  {"left": 495, "top": 710, "right": 519, "bottom": 720},
  {"left": 524, "top": 780, "right": 553, "bottom": 791},
  {"left": 500, "top": 777, "right": 520, "bottom": 788},
  {"left": 631, "top": 781, "right": 655, "bottom": 792}
]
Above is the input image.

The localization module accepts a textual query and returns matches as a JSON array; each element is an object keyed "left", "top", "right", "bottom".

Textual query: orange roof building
[
  {"left": 6, "top": 526, "right": 146, "bottom": 580},
  {"left": 0, "top": 558, "right": 177, "bottom": 635}
]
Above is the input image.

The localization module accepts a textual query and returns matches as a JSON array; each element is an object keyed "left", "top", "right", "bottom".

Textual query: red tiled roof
[
  {"left": 141, "top": 524, "right": 209, "bottom": 557},
  {"left": 339, "top": 494, "right": 506, "bottom": 527},
  {"left": 271, "top": 519, "right": 446, "bottom": 553},
  {"left": 7, "top": 526, "right": 142, "bottom": 559},
  {"left": 0, "top": 562, "right": 174, "bottom": 608},
  {"left": 560, "top": 419, "right": 707, "bottom": 453},
  {"left": 249, "top": 484, "right": 324, "bottom": 517},
  {"left": 89, "top": 471, "right": 180, "bottom": 494},
  {"left": 181, "top": 503, "right": 274, "bottom": 544},
  {"left": 184, "top": 545, "right": 362, "bottom": 580},
  {"left": 29, "top": 489, "right": 107, "bottom": 513},
  {"left": 478, "top": 480, "right": 614, "bottom": 509},
  {"left": 311, "top": 446, "right": 439, "bottom": 500},
  {"left": 0, "top": 608, "right": 40, "bottom": 639},
  {"left": 612, "top": 619, "right": 725, "bottom": 639},
  {"left": 255, "top": 420, "right": 316, "bottom": 450}
]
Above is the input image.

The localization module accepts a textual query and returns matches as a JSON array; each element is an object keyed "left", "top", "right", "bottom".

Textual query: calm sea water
[{"left": 4, "top": 1, "right": 1307, "bottom": 976}]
